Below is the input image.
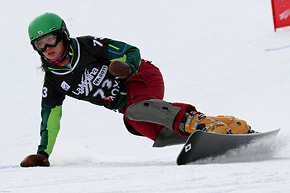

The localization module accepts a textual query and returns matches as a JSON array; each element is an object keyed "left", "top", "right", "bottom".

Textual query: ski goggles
[{"left": 32, "top": 32, "right": 62, "bottom": 52}]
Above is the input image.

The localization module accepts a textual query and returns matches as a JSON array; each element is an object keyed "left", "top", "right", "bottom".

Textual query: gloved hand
[
  {"left": 109, "top": 60, "right": 132, "bottom": 78},
  {"left": 20, "top": 154, "right": 50, "bottom": 167}
]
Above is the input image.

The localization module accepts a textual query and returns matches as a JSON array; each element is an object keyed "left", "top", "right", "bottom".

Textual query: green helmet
[{"left": 28, "top": 13, "right": 70, "bottom": 44}]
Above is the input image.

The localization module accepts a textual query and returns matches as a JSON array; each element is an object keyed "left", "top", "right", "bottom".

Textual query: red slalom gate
[{"left": 272, "top": 0, "right": 290, "bottom": 31}]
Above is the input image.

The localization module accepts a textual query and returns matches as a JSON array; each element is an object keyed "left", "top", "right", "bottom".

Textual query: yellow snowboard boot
[
  {"left": 207, "top": 115, "right": 251, "bottom": 134},
  {"left": 180, "top": 111, "right": 251, "bottom": 134}
]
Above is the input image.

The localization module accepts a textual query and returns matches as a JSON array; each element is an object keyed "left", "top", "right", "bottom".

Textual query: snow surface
[{"left": 1, "top": 0, "right": 290, "bottom": 192}]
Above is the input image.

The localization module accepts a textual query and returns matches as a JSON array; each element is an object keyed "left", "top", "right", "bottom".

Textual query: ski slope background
[{"left": 1, "top": 0, "right": 290, "bottom": 192}]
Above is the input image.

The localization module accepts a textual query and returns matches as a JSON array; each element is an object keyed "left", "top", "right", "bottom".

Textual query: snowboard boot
[
  {"left": 179, "top": 110, "right": 252, "bottom": 134},
  {"left": 207, "top": 115, "right": 252, "bottom": 134},
  {"left": 179, "top": 110, "right": 230, "bottom": 134}
]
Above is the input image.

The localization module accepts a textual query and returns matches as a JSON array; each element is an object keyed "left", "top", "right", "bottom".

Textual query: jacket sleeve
[
  {"left": 37, "top": 104, "right": 62, "bottom": 158},
  {"left": 37, "top": 73, "right": 65, "bottom": 158},
  {"left": 107, "top": 39, "right": 142, "bottom": 76}
]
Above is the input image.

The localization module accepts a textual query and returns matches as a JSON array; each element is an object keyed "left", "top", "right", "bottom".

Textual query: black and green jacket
[{"left": 38, "top": 36, "right": 141, "bottom": 158}]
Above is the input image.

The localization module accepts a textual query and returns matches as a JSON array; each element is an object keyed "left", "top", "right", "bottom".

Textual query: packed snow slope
[{"left": 1, "top": 0, "right": 290, "bottom": 192}]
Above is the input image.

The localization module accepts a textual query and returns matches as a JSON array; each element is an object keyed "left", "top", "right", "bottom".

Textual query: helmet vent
[{"left": 49, "top": 27, "right": 57, "bottom": 31}]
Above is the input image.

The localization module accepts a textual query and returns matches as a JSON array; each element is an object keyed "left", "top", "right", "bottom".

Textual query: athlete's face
[{"left": 42, "top": 40, "right": 64, "bottom": 60}]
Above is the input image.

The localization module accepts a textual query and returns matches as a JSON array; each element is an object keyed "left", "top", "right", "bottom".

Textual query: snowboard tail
[{"left": 176, "top": 129, "right": 280, "bottom": 165}]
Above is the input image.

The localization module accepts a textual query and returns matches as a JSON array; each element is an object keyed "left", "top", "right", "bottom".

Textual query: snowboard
[{"left": 176, "top": 129, "right": 280, "bottom": 165}]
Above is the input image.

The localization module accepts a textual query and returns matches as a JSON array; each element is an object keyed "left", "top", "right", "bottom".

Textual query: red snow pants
[{"left": 121, "top": 60, "right": 197, "bottom": 141}]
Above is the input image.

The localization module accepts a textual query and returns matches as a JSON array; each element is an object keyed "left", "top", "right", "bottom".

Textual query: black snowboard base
[{"left": 176, "top": 129, "right": 280, "bottom": 165}]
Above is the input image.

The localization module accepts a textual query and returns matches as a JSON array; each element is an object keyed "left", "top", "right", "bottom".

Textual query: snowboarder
[{"left": 20, "top": 13, "right": 253, "bottom": 167}]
